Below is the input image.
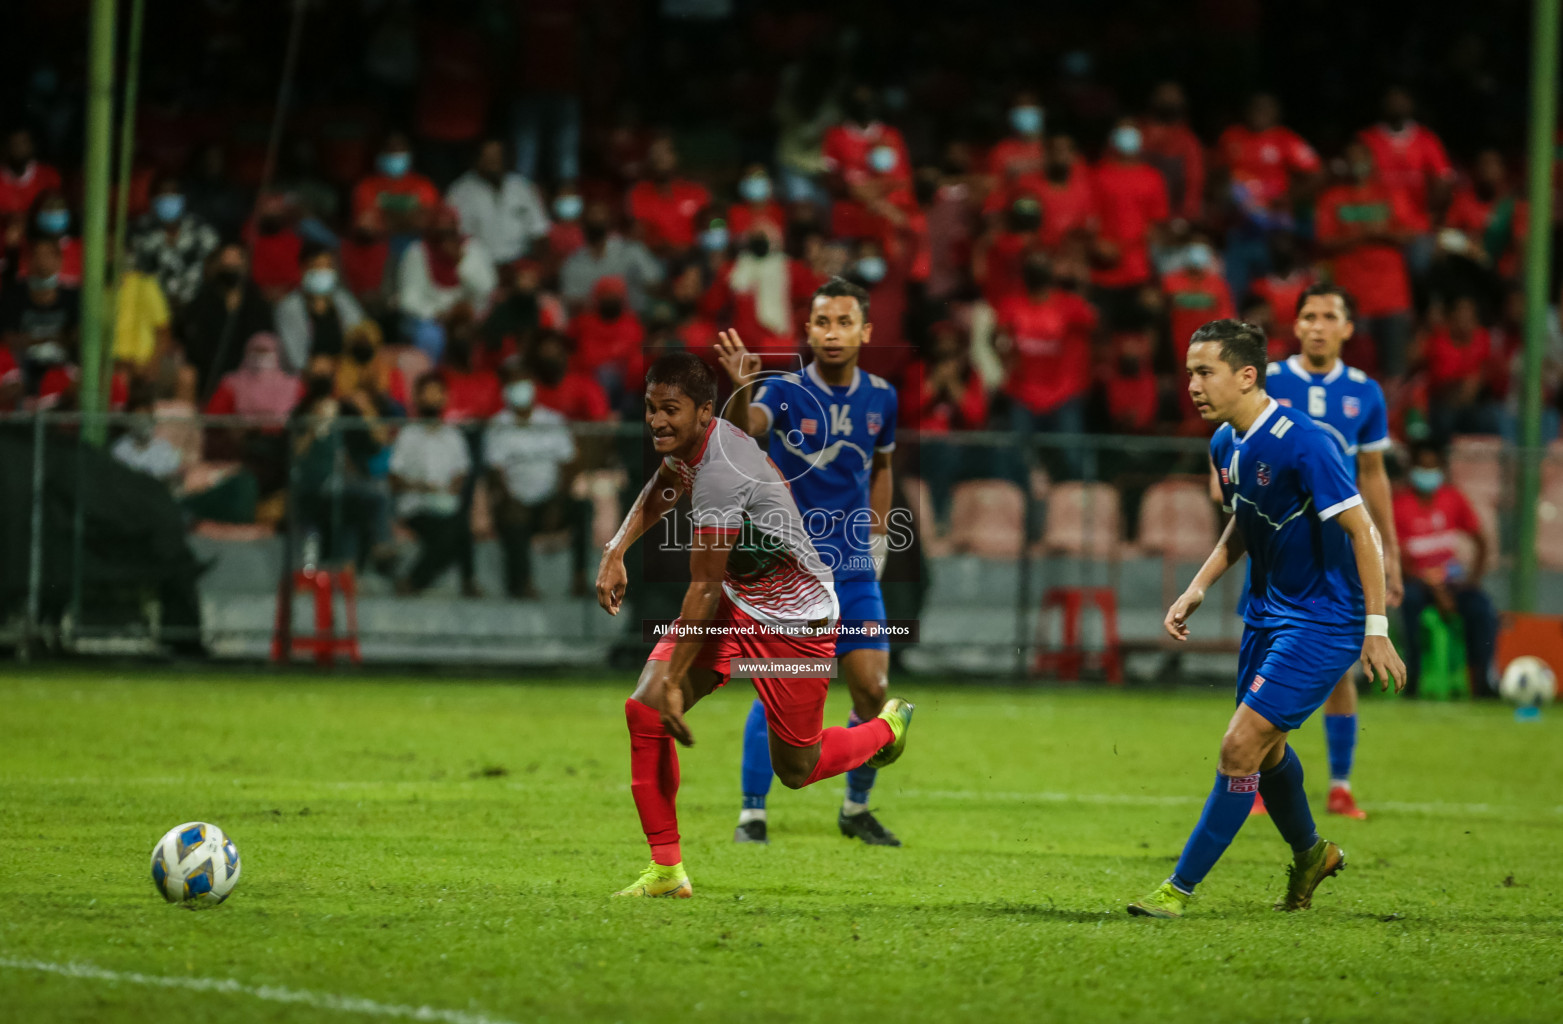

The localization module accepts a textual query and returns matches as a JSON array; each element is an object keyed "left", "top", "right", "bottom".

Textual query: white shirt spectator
[
  {"left": 397, "top": 237, "right": 498, "bottom": 322},
  {"left": 112, "top": 432, "right": 183, "bottom": 485},
  {"left": 445, "top": 171, "right": 550, "bottom": 264},
  {"left": 485, "top": 406, "right": 576, "bottom": 505},
  {"left": 390, "top": 422, "right": 471, "bottom": 517},
  {"left": 559, "top": 235, "right": 664, "bottom": 313}
]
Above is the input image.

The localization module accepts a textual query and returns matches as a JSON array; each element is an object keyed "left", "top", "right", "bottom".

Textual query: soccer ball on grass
[
  {"left": 1498, "top": 656, "right": 1556, "bottom": 708},
  {"left": 150, "top": 821, "right": 241, "bottom": 908}
]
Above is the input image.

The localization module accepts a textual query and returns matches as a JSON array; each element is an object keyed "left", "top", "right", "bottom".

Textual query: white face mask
[
  {"left": 249, "top": 351, "right": 280, "bottom": 372},
  {"left": 505, "top": 379, "right": 536, "bottom": 411}
]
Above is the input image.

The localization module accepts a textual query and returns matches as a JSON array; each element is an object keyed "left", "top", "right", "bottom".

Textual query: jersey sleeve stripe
[
  {"left": 875, "top": 442, "right": 896, "bottom": 452},
  {"left": 1358, "top": 437, "right": 1393, "bottom": 452},
  {"left": 1318, "top": 494, "right": 1364, "bottom": 522}
]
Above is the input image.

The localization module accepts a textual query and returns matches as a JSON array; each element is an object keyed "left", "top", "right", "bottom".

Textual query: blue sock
[
  {"left": 1257, "top": 745, "right": 1319, "bottom": 854},
  {"left": 1170, "top": 771, "right": 1258, "bottom": 893},
  {"left": 740, "top": 698, "right": 772, "bottom": 808},
  {"left": 1323, "top": 714, "right": 1356, "bottom": 785},
  {"left": 843, "top": 711, "right": 877, "bottom": 807}
]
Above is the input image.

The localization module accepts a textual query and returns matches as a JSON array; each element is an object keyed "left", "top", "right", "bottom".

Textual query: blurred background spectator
[
  {"left": 390, "top": 372, "right": 476, "bottom": 597},
  {"left": 275, "top": 244, "right": 366, "bottom": 371}
]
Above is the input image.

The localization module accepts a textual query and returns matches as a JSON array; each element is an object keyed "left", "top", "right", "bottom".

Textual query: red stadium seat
[
  {"left": 1536, "top": 476, "right": 1563, "bottom": 571},
  {"left": 948, "top": 480, "right": 1025, "bottom": 559},
  {"left": 1137, "top": 476, "right": 1218, "bottom": 561},
  {"left": 1041, "top": 482, "right": 1122, "bottom": 559}
]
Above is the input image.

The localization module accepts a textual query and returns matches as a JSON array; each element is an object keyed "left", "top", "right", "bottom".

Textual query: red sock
[
  {"left": 803, "top": 717, "right": 893, "bottom": 786},
  {"left": 625, "top": 698, "right": 681, "bottom": 865}
]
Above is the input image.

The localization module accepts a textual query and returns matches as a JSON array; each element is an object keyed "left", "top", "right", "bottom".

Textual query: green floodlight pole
[
  {"left": 79, "top": 0, "right": 118, "bottom": 446},
  {"left": 1514, "top": 0, "right": 1560, "bottom": 614},
  {"left": 110, "top": 0, "right": 146, "bottom": 291}
]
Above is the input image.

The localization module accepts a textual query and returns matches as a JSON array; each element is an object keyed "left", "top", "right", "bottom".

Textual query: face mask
[
  {"left": 1045, "top": 159, "right": 1072, "bottom": 183},
  {"left": 746, "top": 235, "right": 771, "bottom": 258},
  {"left": 534, "top": 357, "right": 567, "bottom": 386},
  {"left": 28, "top": 274, "right": 59, "bottom": 293},
  {"left": 1009, "top": 105, "right": 1044, "bottom": 136},
  {"left": 1118, "top": 356, "right": 1142, "bottom": 376},
  {"left": 1185, "top": 244, "right": 1215, "bottom": 271},
  {"left": 378, "top": 151, "right": 411, "bottom": 178},
  {"left": 215, "top": 267, "right": 243, "bottom": 288},
  {"left": 699, "top": 226, "right": 729, "bottom": 252},
  {"left": 739, "top": 175, "right": 772, "bottom": 203},
  {"left": 418, "top": 402, "right": 444, "bottom": 419},
  {"left": 303, "top": 267, "right": 338, "bottom": 296},
  {"left": 1410, "top": 467, "right": 1444, "bottom": 494},
  {"left": 505, "top": 379, "right": 536, "bottom": 411},
  {"left": 597, "top": 298, "right": 624, "bottom": 320},
  {"left": 248, "top": 350, "right": 280, "bottom": 372},
  {"left": 257, "top": 215, "right": 285, "bottom": 236},
  {"left": 583, "top": 221, "right": 609, "bottom": 245},
  {"left": 1474, "top": 180, "right": 1499, "bottom": 202},
  {"left": 553, "top": 194, "right": 583, "bottom": 220},
  {"left": 349, "top": 341, "right": 377, "bottom": 364},
  {"left": 1112, "top": 125, "right": 1143, "bottom": 157},
  {"left": 854, "top": 256, "right": 887, "bottom": 284},
  {"left": 306, "top": 373, "right": 335, "bottom": 396},
  {"left": 1151, "top": 102, "right": 1183, "bottom": 123},
  {"left": 36, "top": 209, "right": 69, "bottom": 235},
  {"left": 1022, "top": 264, "right": 1052, "bottom": 291},
  {"left": 1008, "top": 203, "right": 1042, "bottom": 233},
  {"left": 153, "top": 194, "right": 185, "bottom": 223},
  {"left": 868, "top": 146, "right": 898, "bottom": 175},
  {"left": 29, "top": 341, "right": 67, "bottom": 365}
]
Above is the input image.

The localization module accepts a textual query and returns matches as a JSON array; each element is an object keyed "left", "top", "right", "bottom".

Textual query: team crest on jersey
[
  {"left": 1256, "top": 462, "right": 1272, "bottom": 486},
  {"left": 1250, "top": 674, "right": 1266, "bottom": 693},
  {"left": 800, "top": 418, "right": 818, "bottom": 436},
  {"left": 1343, "top": 396, "right": 1361, "bottom": 419},
  {"left": 866, "top": 411, "right": 882, "bottom": 435},
  {"left": 1276, "top": 398, "right": 1292, "bottom": 407}
]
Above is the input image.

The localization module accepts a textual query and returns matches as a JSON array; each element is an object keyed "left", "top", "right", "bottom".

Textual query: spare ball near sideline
[
  {"left": 150, "top": 822, "right": 241, "bottom": 908},
  {"left": 1498, "top": 656, "right": 1557, "bottom": 708}
]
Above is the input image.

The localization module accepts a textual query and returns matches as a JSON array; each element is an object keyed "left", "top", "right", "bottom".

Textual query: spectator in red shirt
[
  {"left": 1090, "top": 120, "right": 1171, "bottom": 313},
  {"left": 438, "top": 316, "right": 504, "bottom": 424},
  {"left": 906, "top": 321, "right": 991, "bottom": 529},
  {"left": 995, "top": 254, "right": 1099, "bottom": 482},
  {"left": 727, "top": 166, "right": 788, "bottom": 239},
  {"left": 339, "top": 207, "right": 392, "bottom": 313},
  {"left": 974, "top": 196, "right": 1043, "bottom": 310},
  {"left": 984, "top": 134, "right": 1096, "bottom": 253},
  {"left": 1316, "top": 142, "right": 1416, "bottom": 377},
  {"left": 1356, "top": 87, "right": 1455, "bottom": 242},
  {"left": 547, "top": 186, "right": 586, "bottom": 263},
  {"left": 243, "top": 193, "right": 304, "bottom": 302},
  {"left": 569, "top": 275, "right": 644, "bottom": 405},
  {"left": 1393, "top": 439, "right": 1497, "bottom": 697},
  {"left": 627, "top": 135, "right": 711, "bottom": 254},
  {"left": 822, "top": 84, "right": 913, "bottom": 193},
  {"left": 351, "top": 132, "right": 441, "bottom": 245},
  {"left": 1097, "top": 304, "right": 1164, "bottom": 435},
  {"left": 986, "top": 90, "right": 1046, "bottom": 184},
  {"left": 1217, "top": 93, "right": 1322, "bottom": 300},
  {"left": 1139, "top": 81, "right": 1205, "bottom": 224},
  {"left": 18, "top": 190, "right": 82, "bottom": 287},
  {"left": 0, "top": 128, "right": 62, "bottom": 222},
  {"left": 1425, "top": 295, "right": 1506, "bottom": 437},
  {"left": 1246, "top": 231, "right": 1315, "bottom": 343},
  {"left": 1238, "top": 294, "right": 1291, "bottom": 365},
  {"left": 1163, "top": 241, "right": 1236, "bottom": 358},
  {"left": 1444, "top": 149, "right": 1526, "bottom": 279},
  {"left": 528, "top": 329, "right": 612, "bottom": 422}
]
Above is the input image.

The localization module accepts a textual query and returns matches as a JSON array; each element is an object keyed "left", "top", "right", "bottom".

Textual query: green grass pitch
[{"left": 2, "top": 668, "right": 1561, "bottom": 1023}]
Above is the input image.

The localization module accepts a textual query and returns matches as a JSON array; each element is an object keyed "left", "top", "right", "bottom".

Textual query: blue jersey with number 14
[
  {"left": 753, "top": 363, "right": 898, "bottom": 583},
  {"left": 1265, "top": 355, "right": 1390, "bottom": 482}
]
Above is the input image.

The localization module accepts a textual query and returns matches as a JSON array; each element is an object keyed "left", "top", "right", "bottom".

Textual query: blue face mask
[
  {"left": 854, "top": 256, "right": 887, "bottom": 284},
  {"left": 1185, "top": 244, "right": 1215, "bottom": 271},
  {"left": 699, "top": 226, "right": 730, "bottom": 253},
  {"left": 28, "top": 274, "right": 59, "bottom": 293},
  {"left": 1410, "top": 467, "right": 1445, "bottom": 495},
  {"left": 303, "top": 267, "right": 338, "bottom": 296},
  {"left": 36, "top": 209, "right": 69, "bottom": 235},
  {"left": 738, "top": 175, "right": 772, "bottom": 203},
  {"left": 377, "top": 151, "right": 412, "bottom": 178},
  {"left": 153, "top": 193, "right": 185, "bottom": 223},
  {"left": 1009, "top": 106, "right": 1044, "bottom": 137},
  {"left": 1111, "top": 125, "right": 1143, "bottom": 157},
  {"left": 868, "top": 146, "right": 898, "bottom": 175},
  {"left": 552, "top": 194, "right": 583, "bottom": 221}
]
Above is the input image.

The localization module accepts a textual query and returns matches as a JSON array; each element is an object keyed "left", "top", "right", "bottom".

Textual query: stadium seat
[
  {"left": 947, "top": 480, "right": 1025, "bottom": 559},
  {"left": 1137, "top": 476, "right": 1218, "bottom": 561},
  {"left": 1041, "top": 482, "right": 1122, "bottom": 559},
  {"left": 1536, "top": 477, "right": 1563, "bottom": 570},
  {"left": 1449, "top": 435, "right": 1505, "bottom": 544},
  {"left": 899, "top": 475, "right": 950, "bottom": 558}
]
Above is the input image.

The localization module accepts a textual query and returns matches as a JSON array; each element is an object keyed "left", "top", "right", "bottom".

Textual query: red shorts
[{"left": 648, "top": 595, "right": 837, "bottom": 748}]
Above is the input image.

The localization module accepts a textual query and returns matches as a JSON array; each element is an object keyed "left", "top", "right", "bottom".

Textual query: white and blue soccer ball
[
  {"left": 1499, "top": 656, "right": 1556, "bottom": 708},
  {"left": 150, "top": 822, "right": 241, "bottom": 908}
]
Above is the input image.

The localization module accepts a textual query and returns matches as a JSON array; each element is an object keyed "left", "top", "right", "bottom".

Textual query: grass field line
[
  {"left": 899, "top": 788, "right": 1563, "bottom": 817},
  {"left": 0, "top": 957, "right": 519, "bottom": 1024}
]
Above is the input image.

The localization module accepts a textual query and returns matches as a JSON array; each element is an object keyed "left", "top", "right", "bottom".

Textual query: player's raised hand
[
  {"left": 595, "top": 551, "right": 627, "bottom": 616},
  {"left": 660, "top": 675, "right": 695, "bottom": 746},
  {"left": 1164, "top": 587, "right": 1205, "bottom": 641},
  {"left": 1362, "top": 635, "right": 1407, "bottom": 694},
  {"left": 714, "top": 329, "right": 761, "bottom": 386}
]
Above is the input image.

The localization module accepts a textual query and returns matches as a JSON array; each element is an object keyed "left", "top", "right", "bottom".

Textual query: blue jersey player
[
  {"left": 1129, "top": 319, "right": 1405, "bottom": 919},
  {"left": 1264, "top": 284, "right": 1403, "bottom": 820},
  {"left": 715, "top": 276, "right": 906, "bottom": 846}
]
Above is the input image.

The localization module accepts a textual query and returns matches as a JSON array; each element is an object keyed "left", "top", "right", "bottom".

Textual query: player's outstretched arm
[
  {"left": 658, "top": 530, "right": 737, "bottom": 746},
  {"left": 595, "top": 462, "right": 684, "bottom": 616},
  {"left": 713, "top": 329, "right": 768, "bottom": 438},
  {"left": 1164, "top": 517, "right": 1247, "bottom": 641},
  {"left": 1335, "top": 502, "right": 1408, "bottom": 693}
]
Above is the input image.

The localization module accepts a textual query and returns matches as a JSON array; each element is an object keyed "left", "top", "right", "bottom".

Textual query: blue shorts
[
  {"left": 1235, "top": 625, "right": 1362, "bottom": 732},
  {"left": 834, "top": 579, "right": 889, "bottom": 655}
]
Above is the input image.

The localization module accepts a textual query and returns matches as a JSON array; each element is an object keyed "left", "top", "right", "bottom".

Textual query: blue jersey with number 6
[{"left": 1264, "top": 356, "right": 1390, "bottom": 481}]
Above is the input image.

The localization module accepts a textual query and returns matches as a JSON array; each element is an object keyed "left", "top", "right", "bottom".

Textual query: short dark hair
[
  {"left": 1188, "top": 319, "right": 1268, "bottom": 387},
  {"left": 811, "top": 275, "right": 871, "bottom": 322},
  {"left": 299, "top": 242, "right": 331, "bottom": 266},
  {"left": 1295, "top": 283, "right": 1356, "bottom": 321},
  {"left": 645, "top": 351, "right": 716, "bottom": 408},
  {"left": 1407, "top": 437, "right": 1448, "bottom": 465}
]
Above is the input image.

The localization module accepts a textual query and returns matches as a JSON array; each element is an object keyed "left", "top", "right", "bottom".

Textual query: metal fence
[{"left": 2, "top": 409, "right": 1558, "bottom": 680}]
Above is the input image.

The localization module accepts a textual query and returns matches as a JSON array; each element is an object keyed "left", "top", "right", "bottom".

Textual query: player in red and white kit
[{"left": 595, "top": 351, "right": 914, "bottom": 898}]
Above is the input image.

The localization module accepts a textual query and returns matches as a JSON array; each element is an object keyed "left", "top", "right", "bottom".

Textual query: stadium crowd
[{"left": 0, "top": 1, "right": 1554, "bottom": 600}]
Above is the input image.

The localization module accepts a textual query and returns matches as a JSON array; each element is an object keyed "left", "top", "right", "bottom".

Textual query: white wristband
[
  {"left": 1365, "top": 614, "right": 1389, "bottom": 638},
  {"left": 870, "top": 533, "right": 888, "bottom": 581}
]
